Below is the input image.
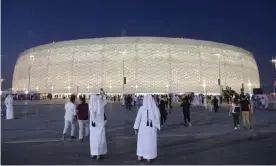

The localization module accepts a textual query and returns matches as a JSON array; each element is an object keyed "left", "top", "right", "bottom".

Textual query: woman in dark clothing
[{"left": 159, "top": 100, "right": 167, "bottom": 127}]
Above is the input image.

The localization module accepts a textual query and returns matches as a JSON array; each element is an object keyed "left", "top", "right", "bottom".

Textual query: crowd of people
[{"left": 3, "top": 90, "right": 255, "bottom": 163}]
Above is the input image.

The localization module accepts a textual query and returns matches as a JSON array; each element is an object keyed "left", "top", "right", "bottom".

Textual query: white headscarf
[
  {"left": 142, "top": 94, "right": 161, "bottom": 130},
  {"left": 89, "top": 94, "right": 101, "bottom": 116}
]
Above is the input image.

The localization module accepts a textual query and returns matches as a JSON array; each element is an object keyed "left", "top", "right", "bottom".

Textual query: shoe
[
  {"left": 79, "top": 138, "right": 84, "bottom": 142},
  {"left": 237, "top": 125, "right": 240, "bottom": 129},
  {"left": 184, "top": 124, "right": 187, "bottom": 126},
  {"left": 147, "top": 159, "right": 151, "bottom": 164},
  {"left": 234, "top": 127, "right": 238, "bottom": 130},
  {"left": 71, "top": 136, "right": 76, "bottom": 139},
  {"left": 189, "top": 122, "right": 192, "bottom": 127},
  {"left": 96, "top": 156, "right": 101, "bottom": 160},
  {"left": 62, "top": 134, "right": 66, "bottom": 140},
  {"left": 91, "top": 155, "right": 96, "bottom": 159}
]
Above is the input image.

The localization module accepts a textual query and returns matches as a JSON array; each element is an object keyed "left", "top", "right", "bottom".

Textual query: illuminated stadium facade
[{"left": 12, "top": 37, "right": 260, "bottom": 95}]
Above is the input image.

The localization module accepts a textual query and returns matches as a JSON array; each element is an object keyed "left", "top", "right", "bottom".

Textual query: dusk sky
[{"left": 1, "top": 0, "right": 276, "bottom": 92}]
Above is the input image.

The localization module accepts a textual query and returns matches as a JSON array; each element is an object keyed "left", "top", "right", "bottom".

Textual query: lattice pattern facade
[{"left": 12, "top": 37, "right": 260, "bottom": 94}]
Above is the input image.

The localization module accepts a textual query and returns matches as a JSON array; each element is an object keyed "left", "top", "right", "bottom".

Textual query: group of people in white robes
[{"left": 62, "top": 92, "right": 160, "bottom": 163}]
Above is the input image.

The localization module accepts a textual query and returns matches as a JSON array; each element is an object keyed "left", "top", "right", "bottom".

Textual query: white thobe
[
  {"left": 199, "top": 96, "right": 202, "bottom": 105},
  {"left": 132, "top": 96, "right": 135, "bottom": 105},
  {"left": 63, "top": 102, "right": 77, "bottom": 136},
  {"left": 134, "top": 107, "right": 158, "bottom": 160},
  {"left": 5, "top": 96, "right": 14, "bottom": 120},
  {"left": 122, "top": 97, "right": 125, "bottom": 105},
  {"left": 90, "top": 96, "right": 108, "bottom": 156},
  {"left": 204, "top": 98, "right": 207, "bottom": 110}
]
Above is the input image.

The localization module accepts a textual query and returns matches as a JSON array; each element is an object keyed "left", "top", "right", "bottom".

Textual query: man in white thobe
[
  {"left": 89, "top": 94, "right": 107, "bottom": 160},
  {"left": 62, "top": 95, "right": 77, "bottom": 140},
  {"left": 133, "top": 94, "right": 161, "bottom": 163},
  {"left": 5, "top": 94, "right": 14, "bottom": 120},
  {"left": 204, "top": 96, "right": 208, "bottom": 111},
  {"left": 122, "top": 95, "right": 125, "bottom": 106},
  {"left": 199, "top": 95, "right": 202, "bottom": 105}
]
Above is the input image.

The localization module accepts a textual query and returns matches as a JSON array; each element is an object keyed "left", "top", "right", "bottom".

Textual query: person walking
[
  {"left": 181, "top": 97, "right": 192, "bottom": 127},
  {"left": 229, "top": 98, "right": 241, "bottom": 130},
  {"left": 240, "top": 94, "right": 252, "bottom": 129},
  {"left": 76, "top": 96, "right": 89, "bottom": 141}
]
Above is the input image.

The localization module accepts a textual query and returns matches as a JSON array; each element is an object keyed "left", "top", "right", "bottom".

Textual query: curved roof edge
[{"left": 19, "top": 36, "right": 254, "bottom": 58}]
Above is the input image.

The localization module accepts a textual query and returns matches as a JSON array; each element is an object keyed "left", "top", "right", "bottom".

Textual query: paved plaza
[{"left": 1, "top": 101, "right": 276, "bottom": 165}]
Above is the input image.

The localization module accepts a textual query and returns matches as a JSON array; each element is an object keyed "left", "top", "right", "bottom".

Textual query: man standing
[
  {"left": 89, "top": 94, "right": 108, "bottom": 160},
  {"left": 240, "top": 94, "right": 252, "bottom": 129},
  {"left": 181, "top": 97, "right": 192, "bottom": 127},
  {"left": 76, "top": 96, "right": 89, "bottom": 141},
  {"left": 212, "top": 96, "right": 219, "bottom": 112},
  {"left": 5, "top": 94, "right": 14, "bottom": 120},
  {"left": 62, "top": 95, "right": 77, "bottom": 140},
  {"left": 126, "top": 95, "right": 132, "bottom": 110},
  {"left": 134, "top": 94, "right": 160, "bottom": 163}
]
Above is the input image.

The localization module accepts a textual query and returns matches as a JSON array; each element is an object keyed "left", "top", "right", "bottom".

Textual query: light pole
[
  {"left": 67, "top": 86, "right": 71, "bottom": 93},
  {"left": 87, "top": 85, "right": 90, "bottom": 93},
  {"left": 120, "top": 51, "right": 127, "bottom": 96},
  {"left": 202, "top": 81, "right": 207, "bottom": 96},
  {"left": 166, "top": 84, "right": 169, "bottom": 94},
  {"left": 248, "top": 82, "right": 252, "bottom": 95},
  {"left": 28, "top": 55, "right": 34, "bottom": 91},
  {"left": 272, "top": 82, "right": 275, "bottom": 96},
  {"left": 1, "top": 79, "right": 4, "bottom": 89},
  {"left": 270, "top": 57, "right": 276, "bottom": 69},
  {"left": 135, "top": 85, "right": 138, "bottom": 95},
  {"left": 215, "top": 54, "right": 222, "bottom": 95},
  {"left": 109, "top": 84, "right": 112, "bottom": 94}
]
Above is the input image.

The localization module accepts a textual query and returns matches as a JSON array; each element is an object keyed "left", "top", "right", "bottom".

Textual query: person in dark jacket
[
  {"left": 76, "top": 96, "right": 89, "bottom": 141},
  {"left": 126, "top": 95, "right": 132, "bottom": 110},
  {"left": 212, "top": 96, "right": 219, "bottom": 112},
  {"left": 180, "top": 97, "right": 192, "bottom": 127},
  {"left": 159, "top": 100, "right": 167, "bottom": 127}
]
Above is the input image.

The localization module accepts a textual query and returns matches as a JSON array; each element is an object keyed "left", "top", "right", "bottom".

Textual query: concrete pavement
[{"left": 1, "top": 102, "right": 276, "bottom": 164}]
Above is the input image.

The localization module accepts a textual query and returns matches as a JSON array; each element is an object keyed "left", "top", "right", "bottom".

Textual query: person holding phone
[{"left": 89, "top": 93, "right": 107, "bottom": 160}]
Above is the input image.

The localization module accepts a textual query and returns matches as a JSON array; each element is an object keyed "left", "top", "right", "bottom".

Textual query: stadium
[{"left": 12, "top": 37, "right": 260, "bottom": 95}]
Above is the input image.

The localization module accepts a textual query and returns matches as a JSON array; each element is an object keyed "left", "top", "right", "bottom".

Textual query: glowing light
[
  {"left": 67, "top": 86, "right": 71, "bottom": 89},
  {"left": 25, "top": 90, "right": 28, "bottom": 94},
  {"left": 202, "top": 80, "right": 207, "bottom": 87},
  {"left": 119, "top": 51, "right": 128, "bottom": 54}
]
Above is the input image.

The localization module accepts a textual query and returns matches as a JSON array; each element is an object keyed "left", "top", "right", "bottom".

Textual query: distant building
[{"left": 12, "top": 37, "right": 260, "bottom": 95}]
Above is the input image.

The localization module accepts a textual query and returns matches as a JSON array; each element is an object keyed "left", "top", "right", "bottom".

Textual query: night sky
[{"left": 1, "top": 0, "right": 276, "bottom": 92}]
